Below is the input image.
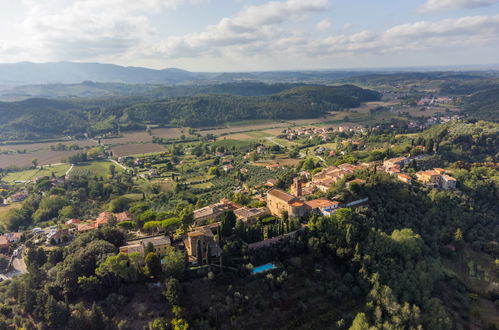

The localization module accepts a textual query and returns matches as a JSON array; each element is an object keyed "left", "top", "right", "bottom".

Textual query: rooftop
[
  {"left": 267, "top": 189, "right": 296, "bottom": 203},
  {"left": 305, "top": 199, "right": 338, "bottom": 209}
]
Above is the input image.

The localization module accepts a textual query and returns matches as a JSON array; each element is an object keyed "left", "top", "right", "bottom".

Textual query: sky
[{"left": 0, "top": 0, "right": 498, "bottom": 71}]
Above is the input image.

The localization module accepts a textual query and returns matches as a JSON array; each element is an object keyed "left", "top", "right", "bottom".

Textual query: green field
[
  {"left": 212, "top": 139, "right": 255, "bottom": 150},
  {"left": 1, "top": 164, "right": 71, "bottom": 183},
  {"left": 244, "top": 131, "right": 274, "bottom": 138},
  {"left": 68, "top": 160, "right": 124, "bottom": 177},
  {"left": 226, "top": 119, "right": 276, "bottom": 127}
]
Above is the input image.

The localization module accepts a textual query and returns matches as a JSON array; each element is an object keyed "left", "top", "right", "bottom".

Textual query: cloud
[
  {"left": 156, "top": 0, "right": 329, "bottom": 57},
  {"left": 316, "top": 19, "right": 331, "bottom": 31},
  {"left": 419, "top": 0, "right": 498, "bottom": 13},
  {"left": 0, "top": 0, "right": 181, "bottom": 62}
]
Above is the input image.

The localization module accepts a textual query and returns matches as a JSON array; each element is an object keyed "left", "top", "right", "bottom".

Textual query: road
[
  {"left": 2, "top": 246, "right": 28, "bottom": 279},
  {"left": 265, "top": 136, "right": 310, "bottom": 159}
]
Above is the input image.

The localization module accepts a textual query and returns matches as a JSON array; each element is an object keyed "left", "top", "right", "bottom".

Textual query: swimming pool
[{"left": 252, "top": 263, "right": 276, "bottom": 274}]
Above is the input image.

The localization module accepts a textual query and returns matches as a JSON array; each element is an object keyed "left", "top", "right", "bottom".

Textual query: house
[
  {"left": 184, "top": 226, "right": 221, "bottom": 263},
  {"left": 96, "top": 211, "right": 113, "bottom": 226},
  {"left": 0, "top": 236, "right": 9, "bottom": 250},
  {"left": 234, "top": 207, "right": 270, "bottom": 224},
  {"left": 441, "top": 174, "right": 457, "bottom": 190},
  {"left": 115, "top": 211, "right": 134, "bottom": 222},
  {"left": 9, "top": 192, "right": 28, "bottom": 203},
  {"left": 4, "top": 232, "right": 23, "bottom": 243},
  {"left": 397, "top": 174, "right": 412, "bottom": 184},
  {"left": 65, "top": 219, "right": 81, "bottom": 226},
  {"left": 221, "top": 164, "right": 234, "bottom": 172},
  {"left": 47, "top": 229, "right": 70, "bottom": 245},
  {"left": 120, "top": 236, "right": 171, "bottom": 257},
  {"left": 266, "top": 185, "right": 310, "bottom": 219},
  {"left": 305, "top": 199, "right": 340, "bottom": 213},
  {"left": 265, "top": 179, "right": 277, "bottom": 187},
  {"left": 320, "top": 202, "right": 343, "bottom": 216},
  {"left": 383, "top": 157, "right": 408, "bottom": 168},
  {"left": 193, "top": 199, "right": 240, "bottom": 225},
  {"left": 77, "top": 222, "right": 98, "bottom": 233},
  {"left": 416, "top": 170, "right": 441, "bottom": 186}
]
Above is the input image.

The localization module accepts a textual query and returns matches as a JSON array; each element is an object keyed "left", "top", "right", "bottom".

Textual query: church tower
[{"left": 291, "top": 177, "right": 302, "bottom": 197}]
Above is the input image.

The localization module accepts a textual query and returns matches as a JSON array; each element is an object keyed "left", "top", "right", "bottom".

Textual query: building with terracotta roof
[
  {"left": 193, "top": 199, "right": 240, "bottom": 225},
  {"left": 65, "top": 219, "right": 81, "bottom": 226},
  {"left": 383, "top": 157, "right": 408, "bottom": 168},
  {"left": 77, "top": 222, "right": 98, "bottom": 233},
  {"left": 0, "top": 236, "right": 9, "bottom": 250},
  {"left": 120, "top": 236, "right": 171, "bottom": 257},
  {"left": 266, "top": 189, "right": 311, "bottom": 218},
  {"left": 397, "top": 174, "right": 412, "bottom": 184},
  {"left": 115, "top": 211, "right": 134, "bottom": 222},
  {"left": 234, "top": 207, "right": 270, "bottom": 224}
]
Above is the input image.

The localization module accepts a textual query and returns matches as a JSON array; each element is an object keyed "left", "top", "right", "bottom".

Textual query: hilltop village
[{"left": 0, "top": 115, "right": 496, "bottom": 329}]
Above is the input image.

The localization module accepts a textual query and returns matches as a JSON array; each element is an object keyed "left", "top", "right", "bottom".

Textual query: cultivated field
[
  {"left": 152, "top": 127, "right": 192, "bottom": 139},
  {"left": 111, "top": 143, "right": 166, "bottom": 158},
  {"left": 253, "top": 158, "right": 301, "bottom": 167},
  {"left": 1, "top": 164, "right": 71, "bottom": 183},
  {"left": 68, "top": 160, "right": 123, "bottom": 177},
  {"left": 0, "top": 150, "right": 82, "bottom": 169},
  {"left": 101, "top": 131, "right": 153, "bottom": 145},
  {"left": 198, "top": 122, "right": 289, "bottom": 136},
  {"left": 0, "top": 140, "right": 96, "bottom": 152}
]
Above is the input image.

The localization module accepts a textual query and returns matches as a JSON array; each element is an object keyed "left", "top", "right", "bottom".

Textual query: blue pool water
[{"left": 252, "top": 263, "right": 276, "bottom": 274}]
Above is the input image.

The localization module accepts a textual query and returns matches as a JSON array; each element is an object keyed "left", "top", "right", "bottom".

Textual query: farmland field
[
  {"left": 100, "top": 131, "right": 153, "bottom": 145},
  {"left": 152, "top": 127, "right": 193, "bottom": 139},
  {"left": 0, "top": 140, "right": 96, "bottom": 152},
  {"left": 111, "top": 143, "right": 166, "bottom": 158},
  {"left": 221, "top": 133, "right": 256, "bottom": 141},
  {"left": 0, "top": 150, "right": 82, "bottom": 169},
  {"left": 1, "top": 164, "right": 71, "bottom": 183},
  {"left": 68, "top": 160, "right": 123, "bottom": 177},
  {"left": 211, "top": 139, "right": 256, "bottom": 150}
]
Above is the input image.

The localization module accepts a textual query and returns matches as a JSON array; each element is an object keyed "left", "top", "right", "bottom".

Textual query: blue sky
[{"left": 0, "top": 0, "right": 498, "bottom": 71}]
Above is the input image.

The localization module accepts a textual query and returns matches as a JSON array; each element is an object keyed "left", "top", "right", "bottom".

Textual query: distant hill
[
  {"left": 3, "top": 82, "right": 307, "bottom": 100},
  {"left": 0, "top": 84, "right": 381, "bottom": 140},
  {"left": 0, "top": 62, "right": 211, "bottom": 85}
]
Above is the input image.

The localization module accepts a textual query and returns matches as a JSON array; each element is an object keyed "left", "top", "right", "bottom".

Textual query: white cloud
[
  {"left": 419, "top": 0, "right": 498, "bottom": 13},
  {"left": 316, "top": 19, "right": 331, "bottom": 31},
  {"left": 156, "top": 0, "right": 329, "bottom": 57}
]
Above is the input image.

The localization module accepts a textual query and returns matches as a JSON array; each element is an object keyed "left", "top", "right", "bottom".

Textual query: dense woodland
[{"left": 0, "top": 84, "right": 380, "bottom": 140}]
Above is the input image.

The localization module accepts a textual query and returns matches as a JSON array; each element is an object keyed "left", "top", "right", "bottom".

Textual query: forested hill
[
  {"left": 0, "top": 84, "right": 380, "bottom": 140},
  {"left": 2, "top": 82, "right": 307, "bottom": 100}
]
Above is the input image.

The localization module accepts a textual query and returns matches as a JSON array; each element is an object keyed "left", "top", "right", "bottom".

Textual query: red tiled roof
[
  {"left": 305, "top": 199, "right": 338, "bottom": 209},
  {"left": 267, "top": 189, "right": 296, "bottom": 203}
]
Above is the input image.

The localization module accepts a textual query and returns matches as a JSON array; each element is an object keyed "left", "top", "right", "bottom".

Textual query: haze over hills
[{"left": 2, "top": 61, "right": 498, "bottom": 88}]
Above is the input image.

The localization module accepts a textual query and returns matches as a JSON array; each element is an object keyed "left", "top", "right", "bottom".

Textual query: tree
[
  {"left": 454, "top": 228, "right": 463, "bottom": 242},
  {"left": 163, "top": 277, "right": 181, "bottom": 306},
  {"left": 162, "top": 246, "right": 186, "bottom": 279},
  {"left": 145, "top": 252, "right": 162, "bottom": 278},
  {"left": 349, "top": 313, "right": 370, "bottom": 330},
  {"left": 32, "top": 158, "right": 39, "bottom": 168},
  {"left": 45, "top": 295, "right": 69, "bottom": 329},
  {"left": 221, "top": 211, "right": 237, "bottom": 238},
  {"left": 96, "top": 252, "right": 143, "bottom": 283},
  {"left": 109, "top": 164, "right": 116, "bottom": 177}
]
